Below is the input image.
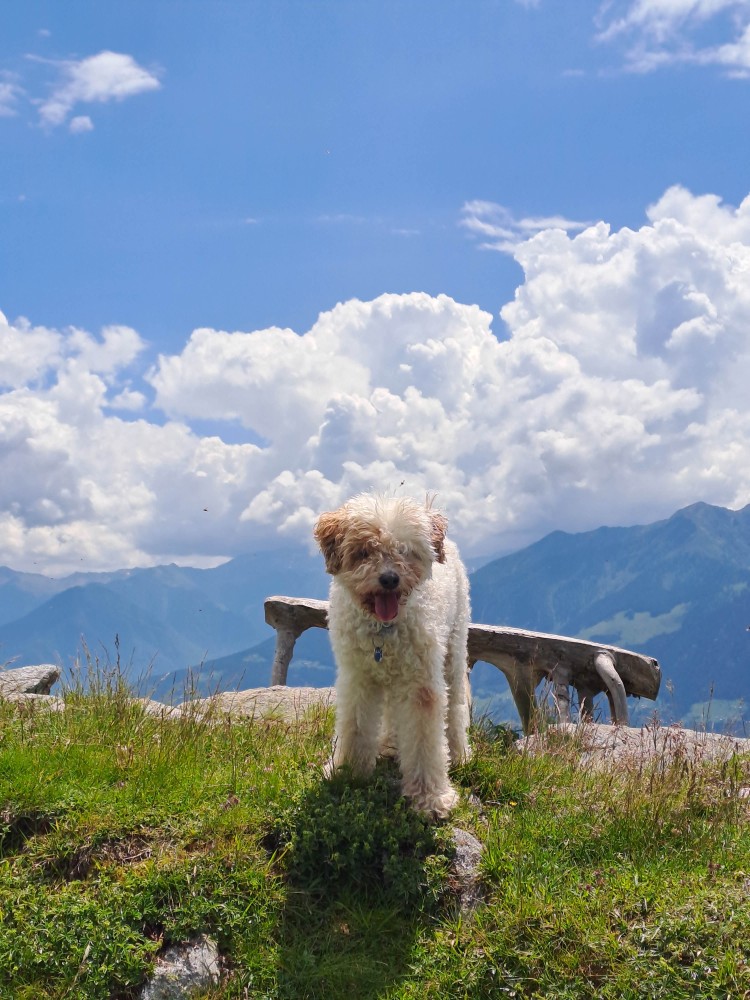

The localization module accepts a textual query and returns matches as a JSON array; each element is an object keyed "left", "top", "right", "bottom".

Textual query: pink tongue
[{"left": 374, "top": 592, "right": 400, "bottom": 622}]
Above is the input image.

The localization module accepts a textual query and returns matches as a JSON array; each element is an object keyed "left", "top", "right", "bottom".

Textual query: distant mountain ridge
[
  {"left": 1, "top": 503, "right": 748, "bottom": 726},
  {"left": 0, "top": 549, "right": 330, "bottom": 693},
  {"left": 469, "top": 502, "right": 750, "bottom": 726}
]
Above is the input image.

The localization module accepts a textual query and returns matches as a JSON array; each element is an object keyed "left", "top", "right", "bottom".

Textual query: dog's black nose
[{"left": 379, "top": 570, "right": 400, "bottom": 590}]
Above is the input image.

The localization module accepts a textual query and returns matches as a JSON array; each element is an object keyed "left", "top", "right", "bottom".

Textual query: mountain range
[
  {"left": 470, "top": 501, "right": 750, "bottom": 729},
  {"left": 1, "top": 502, "right": 748, "bottom": 729}
]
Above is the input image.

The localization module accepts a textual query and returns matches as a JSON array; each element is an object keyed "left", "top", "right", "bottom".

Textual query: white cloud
[
  {"left": 461, "top": 201, "right": 591, "bottom": 253},
  {"left": 3, "top": 184, "right": 750, "bottom": 573},
  {"left": 0, "top": 311, "right": 64, "bottom": 387},
  {"left": 36, "top": 50, "right": 161, "bottom": 128},
  {"left": 108, "top": 388, "right": 147, "bottom": 412},
  {"left": 0, "top": 77, "right": 22, "bottom": 117},
  {"left": 69, "top": 114, "right": 94, "bottom": 134},
  {"left": 67, "top": 324, "right": 146, "bottom": 374},
  {"left": 707, "top": 21, "right": 750, "bottom": 74},
  {"left": 0, "top": 324, "right": 263, "bottom": 575},
  {"left": 596, "top": 0, "right": 750, "bottom": 74},
  {"left": 597, "top": 1, "right": 744, "bottom": 43},
  {"left": 148, "top": 186, "right": 750, "bottom": 557}
]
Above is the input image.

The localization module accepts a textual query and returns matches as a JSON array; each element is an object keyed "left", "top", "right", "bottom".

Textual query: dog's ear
[
  {"left": 429, "top": 512, "right": 448, "bottom": 564},
  {"left": 314, "top": 510, "right": 345, "bottom": 574}
]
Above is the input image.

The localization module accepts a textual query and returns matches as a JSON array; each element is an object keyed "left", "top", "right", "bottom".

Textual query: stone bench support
[
  {"left": 264, "top": 597, "right": 330, "bottom": 686},
  {"left": 264, "top": 596, "right": 661, "bottom": 733}
]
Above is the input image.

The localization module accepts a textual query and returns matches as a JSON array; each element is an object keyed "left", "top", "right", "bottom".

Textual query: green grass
[{"left": 0, "top": 683, "right": 749, "bottom": 999}]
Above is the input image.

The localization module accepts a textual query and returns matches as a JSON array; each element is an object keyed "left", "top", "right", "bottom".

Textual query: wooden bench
[{"left": 264, "top": 595, "right": 662, "bottom": 733}]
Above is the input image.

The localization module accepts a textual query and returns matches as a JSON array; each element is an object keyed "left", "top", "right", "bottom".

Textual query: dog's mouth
[{"left": 364, "top": 591, "right": 401, "bottom": 622}]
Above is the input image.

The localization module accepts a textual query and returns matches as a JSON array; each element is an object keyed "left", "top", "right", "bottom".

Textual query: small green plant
[{"left": 271, "top": 760, "right": 454, "bottom": 908}]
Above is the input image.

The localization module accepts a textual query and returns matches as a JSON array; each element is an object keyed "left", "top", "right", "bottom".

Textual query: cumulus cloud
[
  {"left": 0, "top": 315, "right": 262, "bottom": 574},
  {"left": 3, "top": 184, "right": 750, "bottom": 573},
  {"left": 35, "top": 50, "right": 161, "bottom": 128},
  {"left": 0, "top": 311, "right": 64, "bottom": 387},
  {"left": 596, "top": 0, "right": 750, "bottom": 74},
  {"left": 149, "top": 186, "right": 750, "bottom": 556}
]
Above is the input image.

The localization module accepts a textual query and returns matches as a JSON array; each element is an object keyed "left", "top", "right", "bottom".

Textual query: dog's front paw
[{"left": 406, "top": 783, "right": 460, "bottom": 820}]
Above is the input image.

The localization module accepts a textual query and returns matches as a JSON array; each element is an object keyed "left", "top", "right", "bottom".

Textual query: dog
[{"left": 314, "top": 493, "right": 471, "bottom": 818}]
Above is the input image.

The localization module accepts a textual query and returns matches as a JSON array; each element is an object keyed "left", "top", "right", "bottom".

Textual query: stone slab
[{"left": 0, "top": 664, "right": 61, "bottom": 697}]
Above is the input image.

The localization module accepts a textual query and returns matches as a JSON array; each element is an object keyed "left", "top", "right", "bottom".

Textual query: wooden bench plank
[{"left": 263, "top": 595, "right": 662, "bottom": 732}]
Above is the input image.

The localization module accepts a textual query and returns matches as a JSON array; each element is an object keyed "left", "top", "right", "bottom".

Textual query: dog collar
[{"left": 372, "top": 621, "right": 396, "bottom": 662}]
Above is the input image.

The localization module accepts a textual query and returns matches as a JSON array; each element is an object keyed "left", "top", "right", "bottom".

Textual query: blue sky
[{"left": 2, "top": 1, "right": 750, "bottom": 574}]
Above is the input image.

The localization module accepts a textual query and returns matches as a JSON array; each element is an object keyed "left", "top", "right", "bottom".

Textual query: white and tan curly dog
[{"left": 314, "top": 493, "right": 471, "bottom": 818}]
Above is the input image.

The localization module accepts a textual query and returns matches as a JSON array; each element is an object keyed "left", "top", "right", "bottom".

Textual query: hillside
[{"left": 0, "top": 685, "right": 749, "bottom": 998}]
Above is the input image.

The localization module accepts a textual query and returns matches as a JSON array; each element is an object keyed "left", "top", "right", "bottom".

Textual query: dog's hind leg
[{"left": 445, "top": 639, "right": 472, "bottom": 765}]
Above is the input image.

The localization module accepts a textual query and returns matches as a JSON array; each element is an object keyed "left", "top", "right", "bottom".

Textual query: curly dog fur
[{"left": 314, "top": 493, "right": 471, "bottom": 818}]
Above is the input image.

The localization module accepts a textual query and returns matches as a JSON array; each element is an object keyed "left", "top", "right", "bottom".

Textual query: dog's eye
[{"left": 355, "top": 548, "right": 369, "bottom": 561}]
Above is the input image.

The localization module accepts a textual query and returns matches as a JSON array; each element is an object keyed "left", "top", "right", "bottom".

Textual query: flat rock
[
  {"left": 133, "top": 698, "right": 183, "bottom": 719},
  {"left": 185, "top": 685, "right": 335, "bottom": 722},
  {"left": 519, "top": 722, "right": 750, "bottom": 768},
  {"left": 138, "top": 934, "right": 220, "bottom": 999},
  {"left": 450, "top": 827, "right": 484, "bottom": 912},
  {"left": 0, "top": 664, "right": 61, "bottom": 697}
]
